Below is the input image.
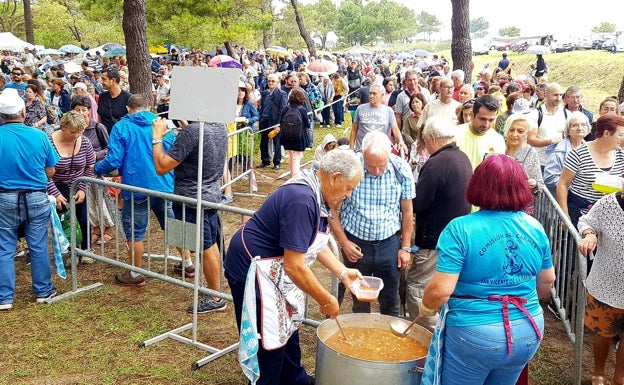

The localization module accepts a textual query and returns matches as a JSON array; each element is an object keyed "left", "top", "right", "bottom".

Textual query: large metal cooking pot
[{"left": 315, "top": 313, "right": 432, "bottom": 385}]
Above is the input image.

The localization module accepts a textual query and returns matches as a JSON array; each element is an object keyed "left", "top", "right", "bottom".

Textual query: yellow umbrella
[{"left": 149, "top": 45, "right": 169, "bottom": 54}]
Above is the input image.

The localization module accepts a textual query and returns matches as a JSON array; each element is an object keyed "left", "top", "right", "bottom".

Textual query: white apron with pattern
[{"left": 250, "top": 230, "right": 330, "bottom": 350}]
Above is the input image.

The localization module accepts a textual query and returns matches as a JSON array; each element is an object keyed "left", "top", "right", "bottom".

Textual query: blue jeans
[
  {"left": 226, "top": 273, "right": 311, "bottom": 385},
  {"left": 121, "top": 196, "right": 173, "bottom": 241},
  {"left": 0, "top": 191, "right": 55, "bottom": 304},
  {"left": 338, "top": 232, "right": 400, "bottom": 316},
  {"left": 321, "top": 105, "right": 331, "bottom": 126},
  {"left": 331, "top": 96, "right": 344, "bottom": 125},
  {"left": 442, "top": 315, "right": 544, "bottom": 385}
]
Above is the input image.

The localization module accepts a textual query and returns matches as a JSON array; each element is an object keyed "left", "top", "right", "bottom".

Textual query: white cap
[
  {"left": 0, "top": 88, "right": 25, "bottom": 115},
  {"left": 73, "top": 82, "right": 87, "bottom": 91}
]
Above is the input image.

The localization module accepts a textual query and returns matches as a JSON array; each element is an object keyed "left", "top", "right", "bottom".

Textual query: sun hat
[{"left": 0, "top": 88, "right": 25, "bottom": 115}]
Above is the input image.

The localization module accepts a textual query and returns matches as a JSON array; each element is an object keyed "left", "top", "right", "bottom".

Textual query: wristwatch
[
  {"left": 152, "top": 139, "right": 163, "bottom": 145},
  {"left": 400, "top": 246, "right": 412, "bottom": 253}
]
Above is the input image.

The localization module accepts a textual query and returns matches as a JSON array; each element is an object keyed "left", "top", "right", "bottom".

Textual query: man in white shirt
[
  {"left": 417, "top": 78, "right": 460, "bottom": 129},
  {"left": 527, "top": 82, "right": 566, "bottom": 165}
]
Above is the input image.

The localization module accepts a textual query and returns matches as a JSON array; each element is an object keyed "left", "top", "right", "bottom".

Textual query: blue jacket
[
  {"left": 241, "top": 100, "right": 259, "bottom": 131},
  {"left": 94, "top": 110, "right": 175, "bottom": 199},
  {"left": 49, "top": 89, "right": 72, "bottom": 113},
  {"left": 259, "top": 88, "right": 287, "bottom": 126}
]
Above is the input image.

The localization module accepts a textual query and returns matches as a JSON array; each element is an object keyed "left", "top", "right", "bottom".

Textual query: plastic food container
[
  {"left": 592, "top": 174, "right": 623, "bottom": 194},
  {"left": 353, "top": 276, "right": 384, "bottom": 302}
]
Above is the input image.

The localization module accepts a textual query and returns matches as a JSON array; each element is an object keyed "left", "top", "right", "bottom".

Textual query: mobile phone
[{"left": 166, "top": 120, "right": 176, "bottom": 129}]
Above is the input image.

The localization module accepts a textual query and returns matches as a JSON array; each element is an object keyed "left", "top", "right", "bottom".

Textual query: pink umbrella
[
  {"left": 208, "top": 55, "right": 242, "bottom": 69},
  {"left": 305, "top": 58, "right": 338, "bottom": 76}
]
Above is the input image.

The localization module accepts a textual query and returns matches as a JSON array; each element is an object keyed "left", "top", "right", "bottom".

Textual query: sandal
[{"left": 592, "top": 375, "right": 608, "bottom": 385}]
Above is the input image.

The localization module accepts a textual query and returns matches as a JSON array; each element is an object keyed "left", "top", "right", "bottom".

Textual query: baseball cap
[
  {"left": 0, "top": 88, "right": 25, "bottom": 115},
  {"left": 512, "top": 98, "right": 531, "bottom": 114},
  {"left": 73, "top": 82, "right": 88, "bottom": 91}
]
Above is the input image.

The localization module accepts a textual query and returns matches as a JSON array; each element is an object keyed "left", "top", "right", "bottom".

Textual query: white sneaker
[{"left": 0, "top": 303, "right": 13, "bottom": 310}]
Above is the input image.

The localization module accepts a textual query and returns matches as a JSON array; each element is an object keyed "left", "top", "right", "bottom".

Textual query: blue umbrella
[
  {"left": 58, "top": 44, "right": 84, "bottom": 54},
  {"left": 102, "top": 42, "right": 123, "bottom": 51},
  {"left": 103, "top": 46, "right": 126, "bottom": 57},
  {"left": 38, "top": 48, "right": 64, "bottom": 55}
]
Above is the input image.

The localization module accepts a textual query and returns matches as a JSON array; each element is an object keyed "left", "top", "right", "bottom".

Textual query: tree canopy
[
  {"left": 5, "top": 0, "right": 438, "bottom": 52},
  {"left": 592, "top": 22, "right": 616, "bottom": 33},
  {"left": 499, "top": 26, "right": 521, "bottom": 37}
]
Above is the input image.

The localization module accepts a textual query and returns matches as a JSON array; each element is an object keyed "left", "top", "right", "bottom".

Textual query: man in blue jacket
[
  {"left": 258, "top": 73, "right": 287, "bottom": 170},
  {"left": 94, "top": 94, "right": 177, "bottom": 287}
]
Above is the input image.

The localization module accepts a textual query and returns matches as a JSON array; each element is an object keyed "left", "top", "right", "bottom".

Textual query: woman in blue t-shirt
[{"left": 421, "top": 154, "right": 556, "bottom": 385}]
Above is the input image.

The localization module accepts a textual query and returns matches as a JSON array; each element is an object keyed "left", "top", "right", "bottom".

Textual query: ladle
[
  {"left": 389, "top": 317, "right": 418, "bottom": 337},
  {"left": 335, "top": 317, "right": 349, "bottom": 341}
]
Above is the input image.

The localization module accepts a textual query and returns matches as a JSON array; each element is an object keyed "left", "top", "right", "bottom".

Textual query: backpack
[
  {"left": 280, "top": 105, "right": 304, "bottom": 143},
  {"left": 537, "top": 105, "right": 567, "bottom": 127}
]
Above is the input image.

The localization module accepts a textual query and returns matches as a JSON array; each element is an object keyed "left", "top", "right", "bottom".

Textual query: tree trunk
[
  {"left": 23, "top": 0, "right": 34, "bottom": 44},
  {"left": 123, "top": 0, "right": 152, "bottom": 105},
  {"left": 262, "top": 0, "right": 271, "bottom": 49},
  {"left": 450, "top": 0, "right": 472, "bottom": 83},
  {"left": 224, "top": 41, "right": 235, "bottom": 58},
  {"left": 290, "top": 0, "right": 317, "bottom": 58},
  {"left": 618, "top": 76, "right": 624, "bottom": 104}
]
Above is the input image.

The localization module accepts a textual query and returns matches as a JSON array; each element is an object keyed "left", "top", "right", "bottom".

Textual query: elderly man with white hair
[
  {"left": 0, "top": 89, "right": 60, "bottom": 310},
  {"left": 405, "top": 116, "right": 473, "bottom": 328},
  {"left": 329, "top": 131, "right": 415, "bottom": 317}
]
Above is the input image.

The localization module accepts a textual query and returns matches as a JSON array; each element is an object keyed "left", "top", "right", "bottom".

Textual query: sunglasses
[{"left": 12, "top": 72, "right": 22, "bottom": 76}]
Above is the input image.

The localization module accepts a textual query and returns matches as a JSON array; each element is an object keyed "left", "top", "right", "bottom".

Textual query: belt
[
  {"left": 0, "top": 189, "right": 45, "bottom": 224},
  {"left": 0, "top": 189, "right": 46, "bottom": 194}
]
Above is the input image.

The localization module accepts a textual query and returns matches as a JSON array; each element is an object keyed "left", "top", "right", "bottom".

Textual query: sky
[
  {"left": 394, "top": 0, "right": 620, "bottom": 39},
  {"left": 295, "top": 0, "right": 621, "bottom": 43}
]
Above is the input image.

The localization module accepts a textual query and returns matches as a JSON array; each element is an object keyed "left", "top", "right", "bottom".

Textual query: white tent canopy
[{"left": 0, "top": 32, "right": 34, "bottom": 52}]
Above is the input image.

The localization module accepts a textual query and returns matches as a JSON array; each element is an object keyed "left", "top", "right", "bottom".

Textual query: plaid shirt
[{"left": 340, "top": 154, "right": 415, "bottom": 241}]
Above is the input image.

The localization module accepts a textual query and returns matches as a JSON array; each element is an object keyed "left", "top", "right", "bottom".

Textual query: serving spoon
[{"left": 389, "top": 317, "right": 419, "bottom": 337}]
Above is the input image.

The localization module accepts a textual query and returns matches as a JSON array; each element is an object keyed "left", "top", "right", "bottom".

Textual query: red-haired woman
[{"left": 420, "top": 154, "right": 555, "bottom": 385}]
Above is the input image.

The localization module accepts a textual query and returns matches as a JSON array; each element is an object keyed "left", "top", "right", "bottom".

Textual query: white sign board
[{"left": 168, "top": 66, "right": 239, "bottom": 123}]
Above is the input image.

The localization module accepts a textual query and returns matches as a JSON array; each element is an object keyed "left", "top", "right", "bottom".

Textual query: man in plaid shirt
[{"left": 329, "top": 131, "right": 414, "bottom": 316}]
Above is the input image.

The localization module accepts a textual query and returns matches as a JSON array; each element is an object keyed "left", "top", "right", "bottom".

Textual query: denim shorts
[
  {"left": 172, "top": 202, "right": 220, "bottom": 250},
  {"left": 121, "top": 196, "right": 173, "bottom": 241}
]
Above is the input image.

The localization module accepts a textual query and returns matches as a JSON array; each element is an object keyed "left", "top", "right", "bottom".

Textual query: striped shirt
[
  {"left": 47, "top": 136, "right": 96, "bottom": 196},
  {"left": 340, "top": 154, "right": 415, "bottom": 241},
  {"left": 565, "top": 143, "right": 624, "bottom": 204}
]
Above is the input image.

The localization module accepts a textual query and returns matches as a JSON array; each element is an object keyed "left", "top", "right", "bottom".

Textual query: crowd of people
[{"left": 2, "top": 43, "right": 624, "bottom": 385}]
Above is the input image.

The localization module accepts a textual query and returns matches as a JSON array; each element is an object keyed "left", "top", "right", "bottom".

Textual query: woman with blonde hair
[{"left": 47, "top": 111, "right": 96, "bottom": 255}]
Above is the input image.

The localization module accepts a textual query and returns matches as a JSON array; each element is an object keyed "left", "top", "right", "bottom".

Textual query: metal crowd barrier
[
  {"left": 533, "top": 186, "right": 587, "bottom": 385},
  {"left": 224, "top": 124, "right": 258, "bottom": 198},
  {"left": 54, "top": 177, "right": 254, "bottom": 369},
  {"left": 54, "top": 176, "right": 338, "bottom": 369}
]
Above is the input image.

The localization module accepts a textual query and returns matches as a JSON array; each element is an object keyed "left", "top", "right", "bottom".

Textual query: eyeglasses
[
  {"left": 11, "top": 72, "right": 22, "bottom": 76},
  {"left": 267, "top": 80, "right": 276, "bottom": 83}
]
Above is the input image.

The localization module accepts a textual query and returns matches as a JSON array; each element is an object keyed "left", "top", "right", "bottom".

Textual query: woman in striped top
[
  {"left": 47, "top": 111, "right": 96, "bottom": 250},
  {"left": 557, "top": 114, "right": 624, "bottom": 227}
]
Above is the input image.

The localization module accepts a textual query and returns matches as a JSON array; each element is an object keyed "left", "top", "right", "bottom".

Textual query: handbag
[{"left": 59, "top": 210, "right": 83, "bottom": 245}]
